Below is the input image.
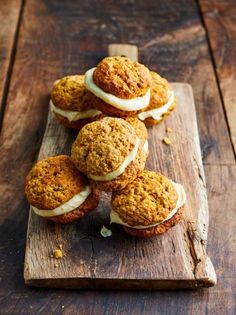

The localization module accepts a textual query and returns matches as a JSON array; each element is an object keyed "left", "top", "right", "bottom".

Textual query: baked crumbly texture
[
  {"left": 141, "top": 71, "right": 177, "bottom": 126},
  {"left": 51, "top": 75, "right": 103, "bottom": 130},
  {"left": 123, "top": 206, "right": 184, "bottom": 238},
  {"left": 111, "top": 170, "right": 178, "bottom": 227},
  {"left": 149, "top": 72, "right": 170, "bottom": 110},
  {"left": 25, "top": 155, "right": 99, "bottom": 223},
  {"left": 93, "top": 56, "right": 152, "bottom": 99},
  {"left": 125, "top": 117, "right": 148, "bottom": 144},
  {"left": 51, "top": 75, "right": 90, "bottom": 111},
  {"left": 71, "top": 117, "right": 148, "bottom": 191}
]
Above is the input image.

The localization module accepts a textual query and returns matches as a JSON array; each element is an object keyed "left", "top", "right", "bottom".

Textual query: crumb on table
[
  {"left": 53, "top": 249, "right": 63, "bottom": 259},
  {"left": 162, "top": 137, "right": 171, "bottom": 145},
  {"left": 100, "top": 226, "right": 112, "bottom": 238}
]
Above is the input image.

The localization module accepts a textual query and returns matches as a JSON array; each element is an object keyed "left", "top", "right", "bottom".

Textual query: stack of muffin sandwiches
[{"left": 25, "top": 56, "right": 186, "bottom": 238}]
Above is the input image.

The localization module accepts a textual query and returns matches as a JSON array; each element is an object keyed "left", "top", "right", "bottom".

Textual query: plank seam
[
  {"left": 0, "top": 0, "right": 26, "bottom": 133},
  {"left": 196, "top": 0, "right": 236, "bottom": 161}
]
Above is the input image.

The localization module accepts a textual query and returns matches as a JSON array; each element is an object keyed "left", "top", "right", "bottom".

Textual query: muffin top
[
  {"left": 51, "top": 75, "right": 92, "bottom": 111},
  {"left": 111, "top": 170, "right": 178, "bottom": 227},
  {"left": 71, "top": 117, "right": 138, "bottom": 177},
  {"left": 25, "top": 155, "right": 87, "bottom": 210},
  {"left": 93, "top": 56, "right": 152, "bottom": 99},
  {"left": 148, "top": 71, "right": 171, "bottom": 110}
]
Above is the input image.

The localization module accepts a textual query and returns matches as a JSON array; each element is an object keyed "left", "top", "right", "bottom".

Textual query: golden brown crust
[
  {"left": 89, "top": 118, "right": 148, "bottom": 191},
  {"left": 125, "top": 117, "right": 148, "bottom": 143},
  {"left": 71, "top": 117, "right": 137, "bottom": 176},
  {"left": 49, "top": 189, "right": 100, "bottom": 223},
  {"left": 123, "top": 206, "right": 184, "bottom": 238},
  {"left": 25, "top": 155, "right": 88, "bottom": 209},
  {"left": 93, "top": 56, "right": 152, "bottom": 99},
  {"left": 54, "top": 113, "right": 104, "bottom": 130},
  {"left": 111, "top": 170, "right": 178, "bottom": 226},
  {"left": 90, "top": 148, "right": 147, "bottom": 192},
  {"left": 149, "top": 71, "right": 170, "bottom": 110},
  {"left": 51, "top": 75, "right": 90, "bottom": 111},
  {"left": 143, "top": 101, "right": 177, "bottom": 127}
]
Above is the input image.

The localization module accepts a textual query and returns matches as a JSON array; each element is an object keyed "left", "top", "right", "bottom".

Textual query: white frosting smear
[
  {"left": 138, "top": 90, "right": 175, "bottom": 121},
  {"left": 143, "top": 140, "right": 149, "bottom": 153},
  {"left": 32, "top": 186, "right": 91, "bottom": 217},
  {"left": 88, "top": 138, "right": 140, "bottom": 181},
  {"left": 84, "top": 68, "right": 151, "bottom": 111},
  {"left": 50, "top": 100, "right": 101, "bottom": 122},
  {"left": 100, "top": 226, "right": 112, "bottom": 238},
  {"left": 110, "top": 181, "right": 186, "bottom": 229}
]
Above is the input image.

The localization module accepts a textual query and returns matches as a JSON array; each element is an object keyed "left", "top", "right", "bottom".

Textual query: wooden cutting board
[{"left": 24, "top": 45, "right": 216, "bottom": 289}]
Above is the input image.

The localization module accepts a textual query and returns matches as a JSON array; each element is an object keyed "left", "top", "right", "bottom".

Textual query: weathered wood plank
[
  {"left": 139, "top": 23, "right": 235, "bottom": 164},
  {"left": 199, "top": 0, "right": 236, "bottom": 154},
  {"left": 204, "top": 164, "right": 236, "bottom": 315},
  {"left": 0, "top": 0, "right": 22, "bottom": 119},
  {"left": 108, "top": 44, "right": 138, "bottom": 61},
  {"left": 24, "top": 83, "right": 216, "bottom": 289},
  {"left": 0, "top": 0, "right": 235, "bottom": 313}
]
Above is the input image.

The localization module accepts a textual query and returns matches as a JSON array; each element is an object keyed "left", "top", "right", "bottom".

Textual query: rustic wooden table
[{"left": 0, "top": 0, "right": 235, "bottom": 314}]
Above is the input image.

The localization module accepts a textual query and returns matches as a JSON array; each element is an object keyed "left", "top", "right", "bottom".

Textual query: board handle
[{"left": 108, "top": 44, "right": 138, "bottom": 61}]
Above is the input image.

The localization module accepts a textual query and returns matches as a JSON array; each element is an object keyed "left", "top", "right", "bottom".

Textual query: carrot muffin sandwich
[
  {"left": 84, "top": 56, "right": 152, "bottom": 117},
  {"left": 111, "top": 170, "right": 186, "bottom": 237},
  {"left": 137, "top": 71, "right": 176, "bottom": 126},
  {"left": 71, "top": 117, "right": 149, "bottom": 192},
  {"left": 50, "top": 75, "right": 102, "bottom": 129},
  {"left": 25, "top": 155, "right": 100, "bottom": 223}
]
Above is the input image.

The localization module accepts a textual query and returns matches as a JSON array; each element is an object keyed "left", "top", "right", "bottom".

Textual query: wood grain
[
  {"left": 0, "top": 0, "right": 22, "bottom": 117},
  {"left": 24, "top": 83, "right": 216, "bottom": 289},
  {"left": 108, "top": 44, "right": 138, "bottom": 61},
  {"left": 0, "top": 0, "right": 235, "bottom": 313},
  {"left": 199, "top": 0, "right": 236, "bottom": 154}
]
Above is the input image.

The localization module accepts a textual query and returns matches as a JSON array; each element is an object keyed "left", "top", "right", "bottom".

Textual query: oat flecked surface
[
  {"left": 25, "top": 155, "right": 100, "bottom": 223},
  {"left": 71, "top": 117, "right": 148, "bottom": 191},
  {"left": 93, "top": 56, "right": 152, "bottom": 99},
  {"left": 111, "top": 170, "right": 178, "bottom": 226},
  {"left": 51, "top": 75, "right": 91, "bottom": 111},
  {"left": 71, "top": 117, "right": 137, "bottom": 176}
]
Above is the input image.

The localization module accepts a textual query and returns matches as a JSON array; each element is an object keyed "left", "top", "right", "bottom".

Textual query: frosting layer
[
  {"left": 85, "top": 68, "right": 151, "bottom": 111},
  {"left": 138, "top": 90, "right": 175, "bottom": 121},
  {"left": 88, "top": 138, "right": 140, "bottom": 181},
  {"left": 50, "top": 100, "right": 101, "bottom": 122},
  {"left": 110, "top": 181, "right": 186, "bottom": 229},
  {"left": 32, "top": 186, "right": 91, "bottom": 217}
]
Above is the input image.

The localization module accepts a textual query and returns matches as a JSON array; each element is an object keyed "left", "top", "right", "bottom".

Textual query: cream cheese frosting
[
  {"left": 138, "top": 90, "right": 175, "bottom": 121},
  {"left": 84, "top": 68, "right": 151, "bottom": 111},
  {"left": 32, "top": 186, "right": 91, "bottom": 217},
  {"left": 88, "top": 138, "right": 140, "bottom": 181},
  {"left": 143, "top": 140, "right": 148, "bottom": 153},
  {"left": 50, "top": 100, "right": 101, "bottom": 122},
  {"left": 100, "top": 226, "right": 112, "bottom": 238},
  {"left": 110, "top": 181, "right": 186, "bottom": 229}
]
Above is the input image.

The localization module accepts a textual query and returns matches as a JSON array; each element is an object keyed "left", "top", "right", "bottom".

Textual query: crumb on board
[
  {"left": 166, "top": 127, "right": 173, "bottom": 133},
  {"left": 49, "top": 244, "right": 64, "bottom": 259},
  {"left": 54, "top": 263, "right": 59, "bottom": 268},
  {"left": 53, "top": 249, "right": 63, "bottom": 259},
  {"left": 100, "top": 226, "right": 112, "bottom": 238},
  {"left": 162, "top": 137, "right": 171, "bottom": 145}
]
